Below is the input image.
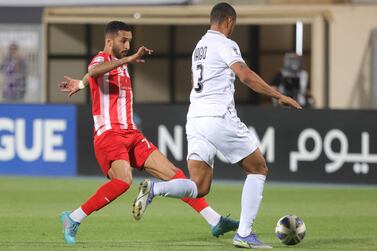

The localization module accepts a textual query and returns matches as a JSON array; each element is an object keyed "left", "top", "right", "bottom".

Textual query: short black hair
[
  {"left": 210, "top": 2, "right": 236, "bottom": 24},
  {"left": 105, "top": 21, "right": 132, "bottom": 36}
]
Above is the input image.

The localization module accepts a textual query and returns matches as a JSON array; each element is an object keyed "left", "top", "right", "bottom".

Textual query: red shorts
[{"left": 93, "top": 129, "right": 157, "bottom": 177}]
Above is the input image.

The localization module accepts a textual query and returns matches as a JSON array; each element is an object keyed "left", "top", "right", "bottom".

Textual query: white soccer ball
[{"left": 275, "top": 215, "right": 306, "bottom": 245}]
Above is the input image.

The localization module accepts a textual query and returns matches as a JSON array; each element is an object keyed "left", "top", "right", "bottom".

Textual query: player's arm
[
  {"left": 58, "top": 46, "right": 153, "bottom": 97},
  {"left": 58, "top": 73, "right": 90, "bottom": 97},
  {"left": 231, "top": 62, "right": 302, "bottom": 109},
  {"left": 89, "top": 46, "right": 153, "bottom": 78}
]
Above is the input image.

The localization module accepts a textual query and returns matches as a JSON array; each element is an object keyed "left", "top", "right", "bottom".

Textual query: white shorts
[{"left": 186, "top": 109, "right": 259, "bottom": 167}]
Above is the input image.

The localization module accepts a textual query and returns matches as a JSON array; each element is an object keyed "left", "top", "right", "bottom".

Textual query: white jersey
[{"left": 187, "top": 30, "right": 245, "bottom": 119}]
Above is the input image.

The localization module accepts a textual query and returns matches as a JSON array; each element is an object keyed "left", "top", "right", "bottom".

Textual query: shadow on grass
[{"left": 272, "top": 237, "right": 377, "bottom": 250}]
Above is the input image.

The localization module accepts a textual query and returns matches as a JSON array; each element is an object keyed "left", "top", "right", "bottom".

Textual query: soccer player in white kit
[{"left": 133, "top": 2, "right": 302, "bottom": 249}]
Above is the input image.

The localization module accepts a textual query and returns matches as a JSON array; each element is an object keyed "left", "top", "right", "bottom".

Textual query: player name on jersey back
[{"left": 193, "top": 46, "right": 207, "bottom": 62}]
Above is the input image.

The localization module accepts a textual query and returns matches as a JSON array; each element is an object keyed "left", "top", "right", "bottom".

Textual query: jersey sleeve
[
  {"left": 220, "top": 40, "right": 245, "bottom": 68},
  {"left": 88, "top": 54, "right": 106, "bottom": 71}
]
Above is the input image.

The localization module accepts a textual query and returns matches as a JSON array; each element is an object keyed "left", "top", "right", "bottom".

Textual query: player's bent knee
[
  {"left": 108, "top": 170, "right": 133, "bottom": 185},
  {"left": 245, "top": 161, "right": 268, "bottom": 176},
  {"left": 108, "top": 160, "right": 133, "bottom": 184},
  {"left": 260, "top": 165, "right": 269, "bottom": 176},
  {"left": 112, "top": 175, "right": 132, "bottom": 185},
  {"left": 252, "top": 160, "right": 268, "bottom": 175}
]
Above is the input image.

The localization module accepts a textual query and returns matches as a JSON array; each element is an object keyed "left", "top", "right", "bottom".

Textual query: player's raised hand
[
  {"left": 277, "top": 95, "right": 302, "bottom": 109},
  {"left": 127, "top": 46, "right": 153, "bottom": 63},
  {"left": 58, "top": 76, "right": 81, "bottom": 97}
]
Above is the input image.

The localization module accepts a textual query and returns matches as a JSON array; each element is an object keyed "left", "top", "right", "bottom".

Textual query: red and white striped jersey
[{"left": 88, "top": 51, "right": 136, "bottom": 136}]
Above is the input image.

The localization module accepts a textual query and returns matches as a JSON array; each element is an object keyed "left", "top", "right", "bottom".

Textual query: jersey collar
[{"left": 207, "top": 30, "right": 226, "bottom": 38}]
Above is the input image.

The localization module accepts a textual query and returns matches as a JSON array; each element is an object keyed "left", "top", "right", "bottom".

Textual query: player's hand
[
  {"left": 277, "top": 95, "right": 302, "bottom": 109},
  {"left": 127, "top": 46, "right": 153, "bottom": 63},
  {"left": 58, "top": 76, "right": 81, "bottom": 97}
]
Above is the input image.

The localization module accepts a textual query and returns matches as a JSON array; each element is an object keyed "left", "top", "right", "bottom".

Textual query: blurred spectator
[
  {"left": 271, "top": 53, "right": 315, "bottom": 108},
  {"left": 1, "top": 43, "right": 27, "bottom": 101}
]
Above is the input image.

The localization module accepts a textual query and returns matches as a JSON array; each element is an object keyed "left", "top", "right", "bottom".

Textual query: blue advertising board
[{"left": 0, "top": 104, "right": 76, "bottom": 176}]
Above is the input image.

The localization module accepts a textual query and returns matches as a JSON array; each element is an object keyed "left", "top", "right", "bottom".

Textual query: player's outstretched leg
[
  {"left": 60, "top": 211, "right": 80, "bottom": 244},
  {"left": 172, "top": 169, "right": 239, "bottom": 237},
  {"left": 133, "top": 179, "right": 154, "bottom": 220},
  {"left": 211, "top": 215, "right": 239, "bottom": 238},
  {"left": 233, "top": 232, "right": 272, "bottom": 249}
]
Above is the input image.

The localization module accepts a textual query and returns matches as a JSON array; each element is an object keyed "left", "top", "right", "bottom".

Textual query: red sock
[
  {"left": 172, "top": 169, "right": 209, "bottom": 212},
  {"left": 81, "top": 178, "right": 129, "bottom": 216}
]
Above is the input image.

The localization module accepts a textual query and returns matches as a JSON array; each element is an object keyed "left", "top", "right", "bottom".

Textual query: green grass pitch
[{"left": 0, "top": 176, "right": 376, "bottom": 251}]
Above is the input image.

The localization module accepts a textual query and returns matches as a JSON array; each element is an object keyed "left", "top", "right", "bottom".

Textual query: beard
[{"left": 112, "top": 46, "right": 128, "bottom": 59}]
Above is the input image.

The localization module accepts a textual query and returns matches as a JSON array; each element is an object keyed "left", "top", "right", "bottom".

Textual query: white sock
[
  {"left": 69, "top": 207, "right": 87, "bottom": 223},
  {"left": 200, "top": 207, "right": 221, "bottom": 226},
  {"left": 237, "top": 174, "right": 266, "bottom": 237},
  {"left": 153, "top": 179, "right": 198, "bottom": 198}
]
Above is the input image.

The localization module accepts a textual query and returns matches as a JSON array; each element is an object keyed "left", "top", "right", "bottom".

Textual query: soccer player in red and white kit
[{"left": 59, "top": 21, "right": 238, "bottom": 245}]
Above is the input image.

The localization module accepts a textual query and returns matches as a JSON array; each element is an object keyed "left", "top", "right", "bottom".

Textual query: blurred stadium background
[{"left": 0, "top": 0, "right": 377, "bottom": 250}]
